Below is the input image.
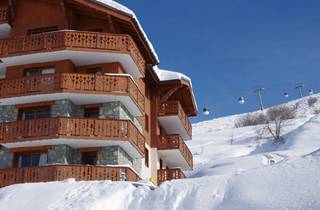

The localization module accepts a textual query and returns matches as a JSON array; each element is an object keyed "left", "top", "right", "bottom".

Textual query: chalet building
[{"left": 0, "top": 0, "right": 197, "bottom": 187}]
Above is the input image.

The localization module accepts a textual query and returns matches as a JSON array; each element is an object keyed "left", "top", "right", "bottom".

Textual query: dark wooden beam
[
  {"left": 107, "top": 14, "right": 116, "bottom": 33},
  {"left": 60, "top": 0, "right": 69, "bottom": 29},
  {"left": 8, "top": 0, "right": 16, "bottom": 20}
]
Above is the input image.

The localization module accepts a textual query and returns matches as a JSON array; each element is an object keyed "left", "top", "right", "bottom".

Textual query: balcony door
[
  {"left": 81, "top": 151, "right": 97, "bottom": 165},
  {"left": 24, "top": 67, "right": 56, "bottom": 92},
  {"left": 28, "top": 26, "right": 59, "bottom": 35},
  {"left": 84, "top": 107, "right": 100, "bottom": 118},
  {"left": 24, "top": 67, "right": 55, "bottom": 77},
  {"left": 18, "top": 106, "right": 51, "bottom": 121},
  {"left": 14, "top": 153, "right": 47, "bottom": 168}
]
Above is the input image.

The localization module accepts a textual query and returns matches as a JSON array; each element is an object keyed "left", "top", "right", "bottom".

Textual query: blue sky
[{"left": 117, "top": 0, "right": 320, "bottom": 123}]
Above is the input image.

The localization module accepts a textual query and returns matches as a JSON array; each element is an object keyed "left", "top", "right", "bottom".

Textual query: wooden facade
[
  {"left": 0, "top": 73, "right": 145, "bottom": 112},
  {"left": 158, "top": 135, "right": 193, "bottom": 169},
  {"left": 0, "top": 165, "right": 140, "bottom": 187},
  {"left": 0, "top": 0, "right": 197, "bottom": 187},
  {"left": 0, "top": 31, "right": 146, "bottom": 75},
  {"left": 158, "top": 100, "right": 192, "bottom": 138},
  {"left": 0, "top": 117, "right": 145, "bottom": 155},
  {"left": 157, "top": 168, "right": 186, "bottom": 185}
]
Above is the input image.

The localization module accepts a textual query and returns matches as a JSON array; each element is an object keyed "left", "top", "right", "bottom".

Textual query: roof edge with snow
[
  {"left": 154, "top": 66, "right": 198, "bottom": 113},
  {"left": 91, "top": 0, "right": 159, "bottom": 63}
]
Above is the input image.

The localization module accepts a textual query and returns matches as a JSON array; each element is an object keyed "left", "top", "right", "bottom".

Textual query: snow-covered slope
[{"left": 1, "top": 95, "right": 320, "bottom": 210}]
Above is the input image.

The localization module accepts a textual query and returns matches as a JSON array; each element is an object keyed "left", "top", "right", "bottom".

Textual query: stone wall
[
  {"left": 132, "top": 158, "right": 142, "bottom": 173},
  {"left": 97, "top": 146, "right": 142, "bottom": 172},
  {"left": 51, "top": 99, "right": 83, "bottom": 118},
  {"left": 0, "top": 146, "right": 13, "bottom": 169},
  {"left": 100, "top": 101, "right": 143, "bottom": 132},
  {"left": 0, "top": 105, "right": 17, "bottom": 122},
  {"left": 100, "top": 101, "right": 133, "bottom": 120},
  {"left": 48, "top": 145, "right": 80, "bottom": 164}
]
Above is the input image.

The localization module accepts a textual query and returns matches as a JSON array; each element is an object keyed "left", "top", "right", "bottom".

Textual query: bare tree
[
  {"left": 308, "top": 97, "right": 318, "bottom": 107},
  {"left": 314, "top": 109, "right": 320, "bottom": 115},
  {"left": 261, "top": 105, "right": 296, "bottom": 142},
  {"left": 235, "top": 113, "right": 268, "bottom": 128}
]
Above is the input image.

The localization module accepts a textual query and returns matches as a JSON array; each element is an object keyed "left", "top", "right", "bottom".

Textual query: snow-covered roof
[
  {"left": 92, "top": 0, "right": 159, "bottom": 63},
  {"left": 154, "top": 66, "right": 198, "bottom": 112},
  {"left": 154, "top": 67, "right": 192, "bottom": 87}
]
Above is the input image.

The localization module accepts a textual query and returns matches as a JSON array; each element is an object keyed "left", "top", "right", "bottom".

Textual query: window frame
[
  {"left": 27, "top": 26, "right": 59, "bottom": 35},
  {"left": 13, "top": 151, "right": 47, "bottom": 168},
  {"left": 81, "top": 151, "right": 98, "bottom": 165},
  {"left": 18, "top": 105, "right": 51, "bottom": 121},
  {"left": 86, "top": 67, "right": 103, "bottom": 74}
]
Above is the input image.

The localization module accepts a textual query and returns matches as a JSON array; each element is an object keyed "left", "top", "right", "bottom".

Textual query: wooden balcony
[
  {"left": 0, "top": 7, "right": 8, "bottom": 23},
  {"left": 0, "top": 117, "right": 145, "bottom": 157},
  {"left": 0, "top": 165, "right": 140, "bottom": 188},
  {"left": 0, "top": 73, "right": 145, "bottom": 115},
  {"left": 157, "top": 168, "right": 186, "bottom": 185},
  {"left": 158, "top": 101, "right": 192, "bottom": 140},
  {"left": 0, "top": 31, "right": 146, "bottom": 77},
  {"left": 158, "top": 135, "right": 193, "bottom": 169}
]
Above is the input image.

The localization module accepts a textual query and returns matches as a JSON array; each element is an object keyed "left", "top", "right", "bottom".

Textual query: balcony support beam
[
  {"left": 8, "top": 0, "right": 16, "bottom": 21},
  {"left": 160, "top": 85, "right": 182, "bottom": 103},
  {"left": 107, "top": 14, "right": 116, "bottom": 33},
  {"left": 60, "top": 0, "right": 69, "bottom": 29}
]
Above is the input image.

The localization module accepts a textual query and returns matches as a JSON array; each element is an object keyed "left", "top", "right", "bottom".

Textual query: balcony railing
[
  {"left": 158, "top": 135, "right": 193, "bottom": 169},
  {"left": 158, "top": 101, "right": 192, "bottom": 137},
  {"left": 0, "top": 165, "right": 140, "bottom": 188},
  {"left": 0, "top": 117, "right": 145, "bottom": 156},
  {"left": 0, "top": 7, "right": 8, "bottom": 23},
  {"left": 0, "top": 31, "right": 145, "bottom": 75},
  {"left": 157, "top": 168, "right": 186, "bottom": 185},
  {"left": 0, "top": 73, "right": 145, "bottom": 112}
]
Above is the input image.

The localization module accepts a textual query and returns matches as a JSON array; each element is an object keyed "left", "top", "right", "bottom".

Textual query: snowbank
[
  {"left": 216, "top": 156, "right": 320, "bottom": 210},
  {"left": 1, "top": 156, "right": 319, "bottom": 210}
]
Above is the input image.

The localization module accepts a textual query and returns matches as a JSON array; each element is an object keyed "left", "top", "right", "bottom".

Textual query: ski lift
[
  {"left": 238, "top": 96, "right": 245, "bottom": 105},
  {"left": 283, "top": 92, "right": 289, "bottom": 98},
  {"left": 309, "top": 89, "right": 314, "bottom": 95},
  {"left": 203, "top": 106, "right": 210, "bottom": 116}
]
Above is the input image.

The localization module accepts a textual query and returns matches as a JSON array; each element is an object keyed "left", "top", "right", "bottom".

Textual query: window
[
  {"left": 88, "top": 28, "right": 103, "bottom": 32},
  {"left": 28, "top": 26, "right": 58, "bottom": 35},
  {"left": 159, "top": 158, "right": 163, "bottom": 169},
  {"left": 15, "top": 153, "right": 47, "bottom": 168},
  {"left": 145, "top": 148, "right": 149, "bottom": 167},
  {"left": 81, "top": 152, "right": 97, "bottom": 165},
  {"left": 19, "top": 106, "right": 51, "bottom": 120},
  {"left": 84, "top": 107, "right": 100, "bottom": 118},
  {"left": 24, "top": 66, "right": 55, "bottom": 77},
  {"left": 145, "top": 114, "right": 149, "bottom": 132},
  {"left": 86, "top": 67, "right": 102, "bottom": 74}
]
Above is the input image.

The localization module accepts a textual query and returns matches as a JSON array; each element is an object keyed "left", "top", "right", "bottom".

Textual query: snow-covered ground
[{"left": 1, "top": 95, "right": 320, "bottom": 210}]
